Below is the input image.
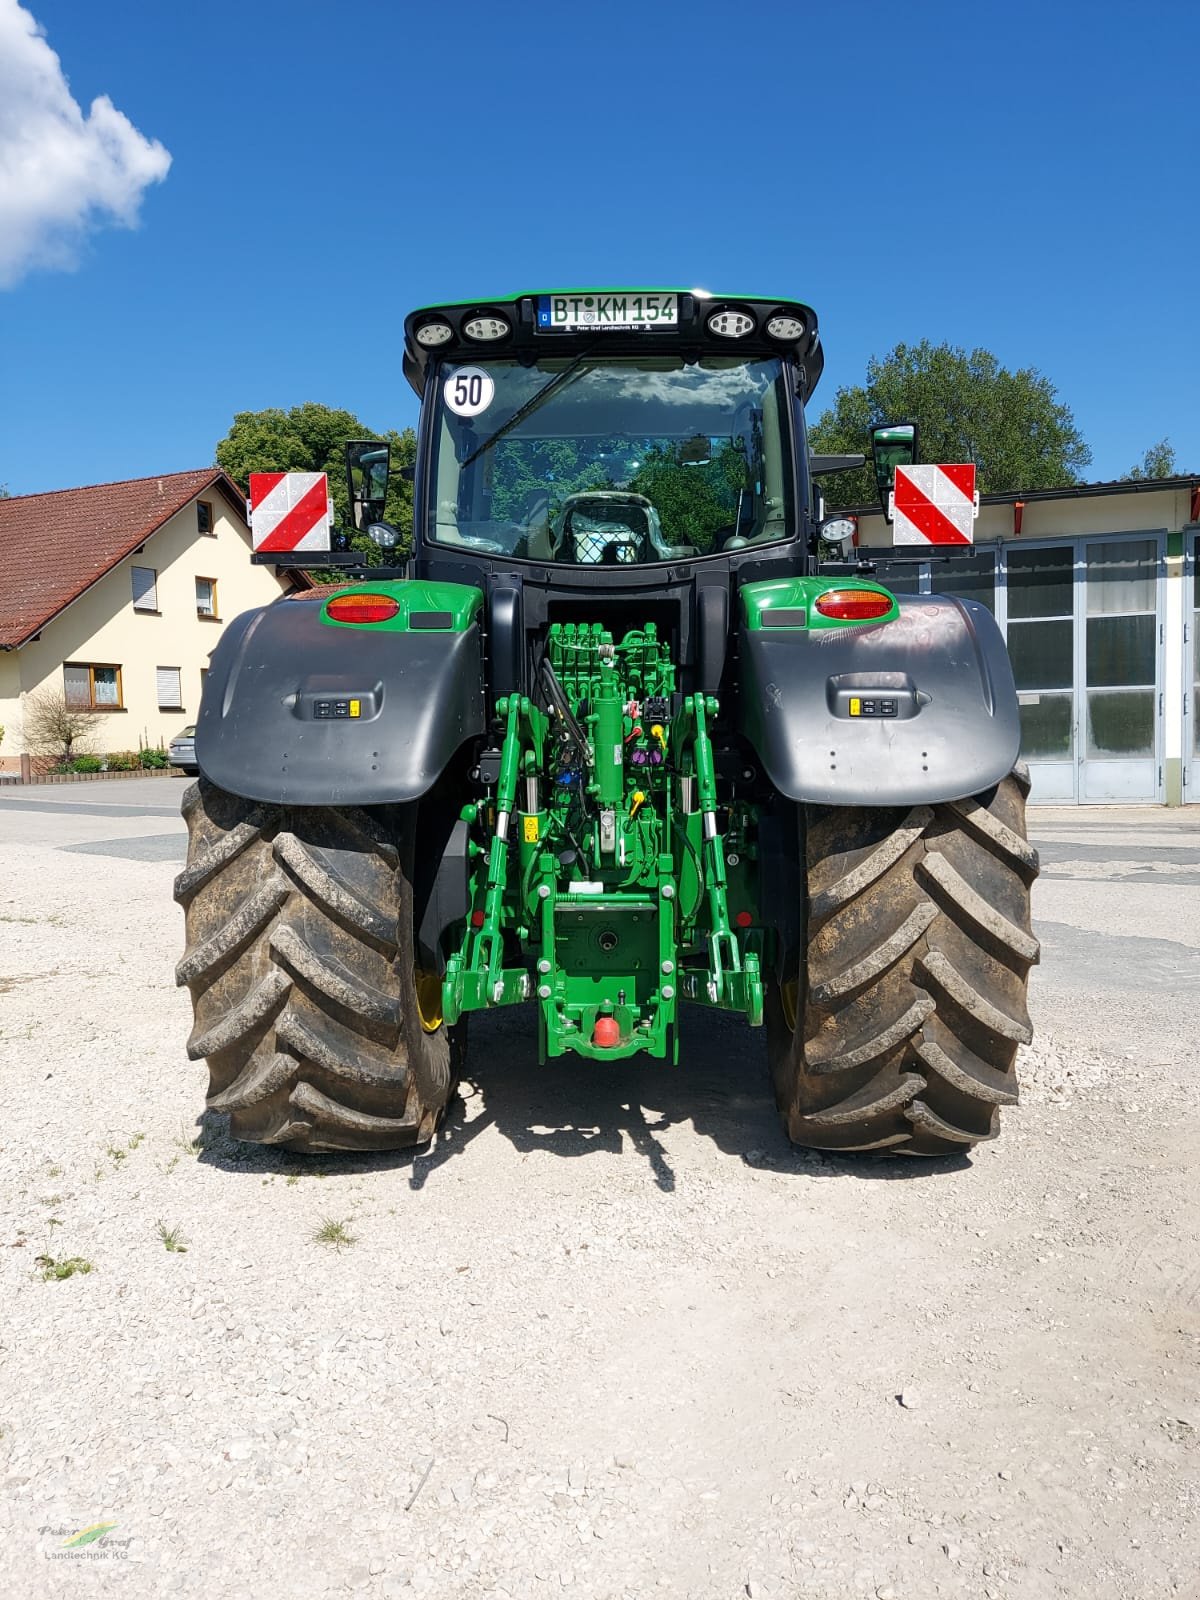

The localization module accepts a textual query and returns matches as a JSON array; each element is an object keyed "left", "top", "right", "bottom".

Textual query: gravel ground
[{"left": 1, "top": 783, "right": 1198, "bottom": 1600}]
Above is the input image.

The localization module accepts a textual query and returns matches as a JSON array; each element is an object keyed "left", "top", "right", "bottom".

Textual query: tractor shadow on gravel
[{"left": 195, "top": 1005, "right": 973, "bottom": 1188}]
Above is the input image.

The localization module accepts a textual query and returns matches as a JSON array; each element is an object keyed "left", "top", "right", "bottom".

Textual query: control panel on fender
[
  {"left": 826, "top": 672, "right": 922, "bottom": 722},
  {"left": 294, "top": 685, "right": 381, "bottom": 721}
]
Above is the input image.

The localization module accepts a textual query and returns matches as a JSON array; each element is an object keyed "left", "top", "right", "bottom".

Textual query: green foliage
[
  {"left": 35, "top": 1254, "right": 93, "bottom": 1281},
  {"left": 809, "top": 341, "right": 1092, "bottom": 510},
  {"left": 70, "top": 755, "right": 102, "bottom": 773},
  {"left": 312, "top": 1217, "right": 356, "bottom": 1251},
  {"left": 105, "top": 750, "right": 139, "bottom": 771},
  {"left": 139, "top": 748, "right": 168, "bottom": 769},
  {"left": 1123, "top": 438, "right": 1177, "bottom": 480},
  {"left": 491, "top": 436, "right": 610, "bottom": 518},
  {"left": 489, "top": 435, "right": 750, "bottom": 553},
  {"left": 215, "top": 402, "right": 417, "bottom": 560},
  {"left": 629, "top": 441, "right": 747, "bottom": 550}
]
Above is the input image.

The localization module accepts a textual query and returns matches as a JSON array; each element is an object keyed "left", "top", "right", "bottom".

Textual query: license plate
[{"left": 536, "top": 292, "right": 678, "bottom": 332}]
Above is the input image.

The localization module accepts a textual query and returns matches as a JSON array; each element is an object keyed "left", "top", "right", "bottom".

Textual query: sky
[{"left": 0, "top": 0, "right": 1197, "bottom": 496}]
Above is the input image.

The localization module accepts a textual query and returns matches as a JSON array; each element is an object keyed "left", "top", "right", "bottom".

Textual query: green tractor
[{"left": 176, "top": 290, "right": 1038, "bottom": 1157}]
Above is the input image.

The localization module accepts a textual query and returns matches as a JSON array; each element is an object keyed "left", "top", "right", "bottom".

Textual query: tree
[
  {"left": 215, "top": 403, "right": 417, "bottom": 560},
  {"left": 809, "top": 341, "right": 1092, "bottom": 509},
  {"left": 23, "top": 688, "right": 97, "bottom": 764},
  {"left": 1123, "top": 438, "right": 1176, "bottom": 481}
]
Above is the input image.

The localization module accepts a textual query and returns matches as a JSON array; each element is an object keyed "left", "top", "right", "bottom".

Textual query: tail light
[
  {"left": 814, "top": 589, "right": 894, "bottom": 622},
  {"left": 325, "top": 592, "right": 400, "bottom": 624}
]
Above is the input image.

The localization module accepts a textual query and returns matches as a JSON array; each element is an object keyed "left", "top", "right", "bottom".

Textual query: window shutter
[
  {"left": 156, "top": 667, "right": 182, "bottom": 709},
  {"left": 132, "top": 566, "right": 158, "bottom": 611}
]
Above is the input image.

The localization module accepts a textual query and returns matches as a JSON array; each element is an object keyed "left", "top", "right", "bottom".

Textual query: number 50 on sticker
[{"left": 443, "top": 366, "right": 494, "bottom": 418}]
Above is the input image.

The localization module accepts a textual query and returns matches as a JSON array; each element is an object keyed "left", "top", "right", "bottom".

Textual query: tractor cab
[{"left": 386, "top": 291, "right": 824, "bottom": 576}]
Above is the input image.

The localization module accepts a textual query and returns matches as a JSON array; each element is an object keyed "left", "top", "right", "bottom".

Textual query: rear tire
[
  {"left": 175, "top": 780, "right": 457, "bottom": 1153},
  {"left": 766, "top": 765, "right": 1039, "bottom": 1156}
]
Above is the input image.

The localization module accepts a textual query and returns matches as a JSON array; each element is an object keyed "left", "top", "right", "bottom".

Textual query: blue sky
[{"left": 1, "top": 0, "right": 1197, "bottom": 495}]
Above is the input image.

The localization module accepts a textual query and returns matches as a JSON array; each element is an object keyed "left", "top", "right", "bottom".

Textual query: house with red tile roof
[{"left": 0, "top": 469, "right": 305, "bottom": 773}]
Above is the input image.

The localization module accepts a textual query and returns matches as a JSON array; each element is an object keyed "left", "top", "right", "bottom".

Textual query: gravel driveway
[{"left": 1, "top": 781, "right": 1198, "bottom": 1599}]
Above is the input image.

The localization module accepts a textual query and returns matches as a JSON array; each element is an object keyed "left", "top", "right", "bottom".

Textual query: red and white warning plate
[
  {"left": 248, "top": 471, "right": 334, "bottom": 553},
  {"left": 891, "top": 464, "right": 978, "bottom": 546}
]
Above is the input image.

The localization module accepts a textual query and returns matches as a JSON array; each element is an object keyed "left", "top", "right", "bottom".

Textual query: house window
[
  {"left": 197, "top": 500, "right": 214, "bottom": 535},
  {"left": 156, "top": 667, "right": 183, "bottom": 711},
  {"left": 131, "top": 565, "right": 158, "bottom": 612},
  {"left": 64, "top": 663, "right": 123, "bottom": 710},
  {"left": 195, "top": 577, "right": 218, "bottom": 618}
]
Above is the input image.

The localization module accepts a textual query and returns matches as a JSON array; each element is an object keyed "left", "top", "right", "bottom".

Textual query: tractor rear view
[{"left": 176, "top": 290, "right": 1038, "bottom": 1157}]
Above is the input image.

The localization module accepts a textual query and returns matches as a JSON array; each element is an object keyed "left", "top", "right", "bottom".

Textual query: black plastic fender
[
  {"left": 737, "top": 595, "right": 1021, "bottom": 806},
  {"left": 194, "top": 599, "right": 485, "bottom": 806}
]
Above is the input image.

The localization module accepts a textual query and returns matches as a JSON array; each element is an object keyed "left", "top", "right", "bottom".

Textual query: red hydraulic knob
[{"left": 593, "top": 1015, "right": 621, "bottom": 1049}]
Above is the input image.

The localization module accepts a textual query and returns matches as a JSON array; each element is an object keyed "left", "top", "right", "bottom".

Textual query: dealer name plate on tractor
[{"left": 537, "top": 293, "right": 678, "bottom": 331}]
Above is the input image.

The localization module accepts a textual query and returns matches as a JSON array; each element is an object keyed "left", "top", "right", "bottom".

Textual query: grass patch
[
  {"left": 312, "top": 1217, "right": 356, "bottom": 1252},
  {"left": 35, "top": 1255, "right": 93, "bottom": 1281},
  {"left": 155, "top": 1221, "right": 188, "bottom": 1254},
  {"left": 175, "top": 1126, "right": 205, "bottom": 1158}
]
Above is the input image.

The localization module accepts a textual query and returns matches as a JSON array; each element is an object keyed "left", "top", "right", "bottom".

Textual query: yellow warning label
[
  {"left": 849, "top": 697, "right": 862, "bottom": 717},
  {"left": 349, "top": 699, "right": 361, "bottom": 718},
  {"left": 523, "top": 815, "right": 539, "bottom": 842}
]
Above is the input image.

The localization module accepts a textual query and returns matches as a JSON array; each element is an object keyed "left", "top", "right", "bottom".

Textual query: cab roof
[{"left": 401, "top": 290, "right": 823, "bottom": 402}]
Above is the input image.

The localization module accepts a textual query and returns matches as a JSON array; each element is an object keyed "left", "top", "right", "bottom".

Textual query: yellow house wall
[
  {"left": 0, "top": 651, "right": 21, "bottom": 761},
  {"left": 5, "top": 491, "right": 292, "bottom": 764}
]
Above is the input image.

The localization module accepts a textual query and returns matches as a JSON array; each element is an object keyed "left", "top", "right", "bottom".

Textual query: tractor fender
[
  {"left": 194, "top": 596, "right": 485, "bottom": 806},
  {"left": 737, "top": 594, "right": 1021, "bottom": 806}
]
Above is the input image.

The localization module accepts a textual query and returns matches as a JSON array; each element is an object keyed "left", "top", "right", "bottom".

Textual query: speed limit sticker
[{"left": 443, "top": 366, "right": 494, "bottom": 418}]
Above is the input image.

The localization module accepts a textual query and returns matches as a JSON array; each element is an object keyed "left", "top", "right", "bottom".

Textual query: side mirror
[
  {"left": 345, "top": 439, "right": 391, "bottom": 532},
  {"left": 870, "top": 422, "right": 919, "bottom": 521}
]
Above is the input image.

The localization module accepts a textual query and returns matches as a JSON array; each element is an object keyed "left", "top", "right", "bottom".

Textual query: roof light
[
  {"left": 462, "top": 314, "right": 510, "bottom": 341},
  {"left": 326, "top": 592, "right": 400, "bottom": 624},
  {"left": 766, "top": 313, "right": 805, "bottom": 340},
  {"left": 706, "top": 308, "right": 755, "bottom": 339},
  {"left": 814, "top": 589, "right": 894, "bottom": 622},
  {"left": 415, "top": 320, "right": 453, "bottom": 348}
]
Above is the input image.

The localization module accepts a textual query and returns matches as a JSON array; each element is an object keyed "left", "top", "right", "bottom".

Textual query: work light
[
  {"left": 415, "top": 321, "right": 453, "bottom": 348},
  {"left": 706, "top": 308, "right": 754, "bottom": 338},
  {"left": 463, "top": 314, "right": 510, "bottom": 341},
  {"left": 766, "top": 314, "right": 805, "bottom": 341}
]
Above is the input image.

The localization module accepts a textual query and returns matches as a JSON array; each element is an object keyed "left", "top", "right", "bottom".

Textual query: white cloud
[{"left": 0, "top": 0, "right": 171, "bottom": 287}]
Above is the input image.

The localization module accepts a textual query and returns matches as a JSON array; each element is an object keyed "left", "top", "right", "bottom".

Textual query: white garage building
[{"left": 852, "top": 476, "right": 1200, "bottom": 805}]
